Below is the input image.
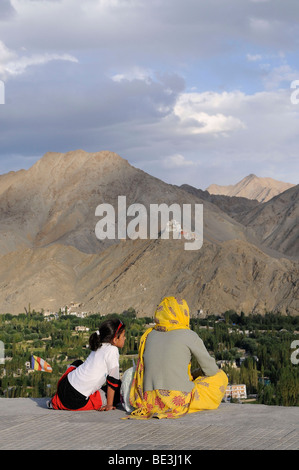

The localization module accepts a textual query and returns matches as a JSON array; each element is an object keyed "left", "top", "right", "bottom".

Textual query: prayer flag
[{"left": 31, "top": 355, "right": 52, "bottom": 373}]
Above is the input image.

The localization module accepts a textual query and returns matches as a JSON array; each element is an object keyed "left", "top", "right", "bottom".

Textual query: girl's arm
[
  {"left": 101, "top": 348, "right": 121, "bottom": 411},
  {"left": 101, "top": 385, "right": 116, "bottom": 411}
]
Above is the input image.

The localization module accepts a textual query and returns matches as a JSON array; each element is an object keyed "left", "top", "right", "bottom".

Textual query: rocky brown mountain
[
  {"left": 180, "top": 184, "right": 261, "bottom": 218},
  {"left": 0, "top": 150, "right": 249, "bottom": 255},
  {"left": 181, "top": 183, "right": 299, "bottom": 260},
  {"left": 234, "top": 184, "right": 299, "bottom": 259},
  {"left": 206, "top": 174, "right": 295, "bottom": 203},
  {"left": 0, "top": 150, "right": 298, "bottom": 316}
]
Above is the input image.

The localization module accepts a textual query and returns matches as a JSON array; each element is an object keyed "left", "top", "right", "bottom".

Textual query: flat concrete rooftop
[{"left": 0, "top": 398, "right": 298, "bottom": 451}]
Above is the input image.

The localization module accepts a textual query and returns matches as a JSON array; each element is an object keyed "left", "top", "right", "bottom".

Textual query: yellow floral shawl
[{"left": 128, "top": 296, "right": 192, "bottom": 418}]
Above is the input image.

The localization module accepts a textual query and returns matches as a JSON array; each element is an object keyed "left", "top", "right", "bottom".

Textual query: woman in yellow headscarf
[{"left": 128, "top": 296, "right": 228, "bottom": 419}]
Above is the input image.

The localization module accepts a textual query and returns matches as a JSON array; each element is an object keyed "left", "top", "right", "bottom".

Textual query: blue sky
[{"left": 0, "top": 0, "right": 298, "bottom": 189}]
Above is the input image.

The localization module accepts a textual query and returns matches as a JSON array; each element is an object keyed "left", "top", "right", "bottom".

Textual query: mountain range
[{"left": 0, "top": 150, "right": 298, "bottom": 317}]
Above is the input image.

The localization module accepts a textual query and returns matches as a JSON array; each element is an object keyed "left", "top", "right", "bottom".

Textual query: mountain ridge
[
  {"left": 0, "top": 150, "right": 298, "bottom": 316},
  {"left": 180, "top": 182, "right": 299, "bottom": 260}
]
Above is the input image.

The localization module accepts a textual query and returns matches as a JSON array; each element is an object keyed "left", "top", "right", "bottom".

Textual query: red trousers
[{"left": 51, "top": 366, "right": 103, "bottom": 411}]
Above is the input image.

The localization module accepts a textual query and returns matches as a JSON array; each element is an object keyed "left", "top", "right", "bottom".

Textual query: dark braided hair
[{"left": 89, "top": 319, "right": 125, "bottom": 351}]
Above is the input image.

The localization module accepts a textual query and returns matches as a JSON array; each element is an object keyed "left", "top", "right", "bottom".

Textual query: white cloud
[
  {"left": 0, "top": 41, "right": 15, "bottom": 64},
  {"left": 173, "top": 92, "right": 246, "bottom": 135},
  {"left": 163, "top": 154, "right": 196, "bottom": 168},
  {"left": 262, "top": 63, "right": 299, "bottom": 90},
  {"left": 249, "top": 17, "right": 272, "bottom": 32},
  {"left": 171, "top": 88, "right": 297, "bottom": 146},
  {"left": 0, "top": 40, "right": 78, "bottom": 80},
  {"left": 111, "top": 66, "right": 153, "bottom": 84},
  {"left": 247, "top": 53, "right": 262, "bottom": 62}
]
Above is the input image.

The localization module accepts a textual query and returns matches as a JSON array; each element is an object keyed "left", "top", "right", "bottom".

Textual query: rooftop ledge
[{"left": 0, "top": 398, "right": 298, "bottom": 451}]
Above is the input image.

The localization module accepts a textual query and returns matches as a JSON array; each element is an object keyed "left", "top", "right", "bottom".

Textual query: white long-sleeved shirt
[{"left": 67, "top": 343, "right": 119, "bottom": 397}]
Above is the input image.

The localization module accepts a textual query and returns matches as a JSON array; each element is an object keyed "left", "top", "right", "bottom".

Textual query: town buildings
[{"left": 225, "top": 384, "right": 247, "bottom": 400}]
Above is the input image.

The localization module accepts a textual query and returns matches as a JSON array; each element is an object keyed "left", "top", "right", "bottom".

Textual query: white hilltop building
[{"left": 162, "top": 219, "right": 197, "bottom": 240}]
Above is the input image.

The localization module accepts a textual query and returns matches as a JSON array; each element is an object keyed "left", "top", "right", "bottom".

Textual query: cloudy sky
[{"left": 0, "top": 0, "right": 298, "bottom": 189}]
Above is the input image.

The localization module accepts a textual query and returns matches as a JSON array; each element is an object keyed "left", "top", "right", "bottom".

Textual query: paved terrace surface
[{"left": 0, "top": 398, "right": 298, "bottom": 451}]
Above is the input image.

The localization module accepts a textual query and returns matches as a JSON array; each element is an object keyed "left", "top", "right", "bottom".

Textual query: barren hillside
[{"left": 234, "top": 184, "right": 299, "bottom": 259}]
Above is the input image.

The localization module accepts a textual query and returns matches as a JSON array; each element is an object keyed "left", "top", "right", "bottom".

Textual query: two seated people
[{"left": 49, "top": 296, "right": 228, "bottom": 419}]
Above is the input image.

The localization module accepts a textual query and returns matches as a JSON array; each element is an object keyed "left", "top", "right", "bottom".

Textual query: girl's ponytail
[{"left": 89, "top": 330, "right": 102, "bottom": 351}]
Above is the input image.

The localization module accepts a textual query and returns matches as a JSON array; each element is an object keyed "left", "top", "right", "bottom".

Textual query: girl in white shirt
[{"left": 49, "top": 319, "right": 126, "bottom": 411}]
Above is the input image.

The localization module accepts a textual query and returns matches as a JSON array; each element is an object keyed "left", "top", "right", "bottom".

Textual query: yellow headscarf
[
  {"left": 153, "top": 296, "right": 190, "bottom": 332},
  {"left": 128, "top": 296, "right": 191, "bottom": 416}
]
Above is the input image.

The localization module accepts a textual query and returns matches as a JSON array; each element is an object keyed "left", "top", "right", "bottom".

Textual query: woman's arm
[{"left": 190, "top": 331, "right": 219, "bottom": 376}]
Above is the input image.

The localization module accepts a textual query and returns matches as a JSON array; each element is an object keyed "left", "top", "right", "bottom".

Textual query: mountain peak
[
  {"left": 23, "top": 150, "right": 130, "bottom": 183},
  {"left": 34, "top": 149, "right": 128, "bottom": 167},
  {"left": 206, "top": 174, "right": 296, "bottom": 203}
]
